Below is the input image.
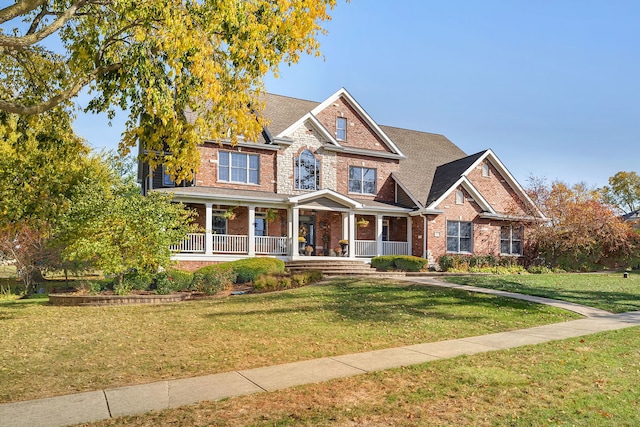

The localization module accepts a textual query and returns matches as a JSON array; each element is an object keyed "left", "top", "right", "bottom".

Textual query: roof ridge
[{"left": 379, "top": 123, "right": 446, "bottom": 138}]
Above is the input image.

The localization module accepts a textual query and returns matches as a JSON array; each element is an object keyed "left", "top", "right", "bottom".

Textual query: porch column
[
  {"left": 205, "top": 203, "right": 213, "bottom": 255},
  {"left": 348, "top": 211, "right": 356, "bottom": 259},
  {"left": 407, "top": 216, "right": 413, "bottom": 256},
  {"left": 376, "top": 214, "right": 384, "bottom": 256},
  {"left": 342, "top": 213, "right": 349, "bottom": 241},
  {"left": 248, "top": 205, "right": 255, "bottom": 256},
  {"left": 292, "top": 207, "right": 300, "bottom": 256}
]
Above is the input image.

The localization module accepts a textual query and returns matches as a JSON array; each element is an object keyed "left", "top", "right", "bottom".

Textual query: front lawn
[
  {"left": 0, "top": 279, "right": 577, "bottom": 403},
  {"left": 444, "top": 271, "right": 640, "bottom": 313},
  {"left": 85, "top": 326, "right": 640, "bottom": 426}
]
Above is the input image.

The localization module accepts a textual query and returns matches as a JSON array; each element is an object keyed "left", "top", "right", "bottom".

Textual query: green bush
[
  {"left": 154, "top": 272, "right": 173, "bottom": 295},
  {"left": 254, "top": 270, "right": 323, "bottom": 293},
  {"left": 438, "top": 254, "right": 525, "bottom": 273},
  {"left": 370, "top": 256, "right": 395, "bottom": 271},
  {"left": 527, "top": 265, "right": 553, "bottom": 274},
  {"left": 193, "top": 265, "right": 237, "bottom": 295},
  {"left": 166, "top": 269, "right": 194, "bottom": 291},
  {"left": 371, "top": 255, "right": 427, "bottom": 272},
  {"left": 229, "top": 257, "right": 285, "bottom": 283}
]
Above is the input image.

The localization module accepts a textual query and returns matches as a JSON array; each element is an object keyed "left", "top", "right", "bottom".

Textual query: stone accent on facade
[{"left": 277, "top": 124, "right": 338, "bottom": 194}]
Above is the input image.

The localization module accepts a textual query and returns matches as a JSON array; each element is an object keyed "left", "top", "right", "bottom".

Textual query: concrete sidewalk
[{"left": 2, "top": 284, "right": 640, "bottom": 427}]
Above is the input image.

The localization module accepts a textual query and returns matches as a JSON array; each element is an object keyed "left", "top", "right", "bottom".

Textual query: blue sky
[{"left": 74, "top": 1, "right": 640, "bottom": 189}]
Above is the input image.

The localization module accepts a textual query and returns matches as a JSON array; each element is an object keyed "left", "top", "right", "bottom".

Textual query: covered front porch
[{"left": 169, "top": 189, "right": 413, "bottom": 262}]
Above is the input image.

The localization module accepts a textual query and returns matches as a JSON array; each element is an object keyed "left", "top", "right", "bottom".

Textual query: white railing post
[
  {"left": 348, "top": 211, "right": 356, "bottom": 259},
  {"left": 292, "top": 207, "right": 299, "bottom": 257},
  {"left": 407, "top": 216, "right": 412, "bottom": 256},
  {"left": 205, "top": 203, "right": 213, "bottom": 255},
  {"left": 376, "top": 214, "right": 384, "bottom": 256},
  {"left": 248, "top": 205, "right": 255, "bottom": 256}
]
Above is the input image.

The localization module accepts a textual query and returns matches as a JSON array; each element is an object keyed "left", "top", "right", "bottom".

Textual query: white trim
[
  {"left": 288, "top": 188, "right": 364, "bottom": 209},
  {"left": 428, "top": 176, "right": 495, "bottom": 213},
  {"left": 464, "top": 150, "right": 546, "bottom": 219},
  {"left": 310, "top": 88, "right": 406, "bottom": 158},
  {"left": 391, "top": 172, "right": 423, "bottom": 208},
  {"left": 277, "top": 114, "right": 342, "bottom": 147}
]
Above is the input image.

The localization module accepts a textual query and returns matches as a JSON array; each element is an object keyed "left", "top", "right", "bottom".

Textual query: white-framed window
[
  {"left": 501, "top": 225, "right": 523, "bottom": 255},
  {"left": 336, "top": 117, "right": 347, "bottom": 141},
  {"left": 218, "top": 151, "right": 259, "bottom": 184},
  {"left": 162, "top": 165, "right": 174, "bottom": 187},
  {"left": 349, "top": 166, "right": 376, "bottom": 195},
  {"left": 294, "top": 149, "right": 320, "bottom": 190},
  {"left": 482, "top": 162, "right": 490, "bottom": 177},
  {"left": 447, "top": 221, "right": 473, "bottom": 253},
  {"left": 455, "top": 189, "right": 464, "bottom": 204},
  {"left": 211, "top": 215, "right": 227, "bottom": 235}
]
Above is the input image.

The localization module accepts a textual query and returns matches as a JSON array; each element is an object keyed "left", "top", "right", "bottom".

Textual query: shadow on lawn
[{"left": 205, "top": 278, "right": 555, "bottom": 324}]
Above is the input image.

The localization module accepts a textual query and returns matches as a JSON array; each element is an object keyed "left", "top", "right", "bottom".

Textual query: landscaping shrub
[
  {"left": 154, "top": 272, "right": 173, "bottom": 295},
  {"left": 229, "top": 258, "right": 285, "bottom": 283},
  {"left": 254, "top": 270, "right": 323, "bottom": 293},
  {"left": 371, "top": 255, "right": 427, "bottom": 272},
  {"left": 370, "top": 256, "right": 395, "bottom": 271},
  {"left": 438, "top": 254, "right": 525, "bottom": 274},
  {"left": 193, "top": 265, "right": 237, "bottom": 295},
  {"left": 527, "top": 265, "right": 553, "bottom": 274},
  {"left": 166, "top": 269, "right": 194, "bottom": 291}
]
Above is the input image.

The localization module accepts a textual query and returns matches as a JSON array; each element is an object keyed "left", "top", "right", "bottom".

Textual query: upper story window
[
  {"left": 447, "top": 220, "right": 473, "bottom": 253},
  {"left": 349, "top": 166, "right": 376, "bottom": 195},
  {"left": 218, "top": 151, "right": 259, "bottom": 185},
  {"left": 501, "top": 225, "right": 523, "bottom": 256},
  {"left": 455, "top": 189, "right": 464, "bottom": 204},
  {"left": 482, "top": 162, "right": 490, "bottom": 177},
  {"left": 294, "top": 149, "right": 319, "bottom": 191},
  {"left": 336, "top": 117, "right": 347, "bottom": 141}
]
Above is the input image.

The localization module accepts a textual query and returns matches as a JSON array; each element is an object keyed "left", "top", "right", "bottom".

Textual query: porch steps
[{"left": 285, "top": 260, "right": 406, "bottom": 278}]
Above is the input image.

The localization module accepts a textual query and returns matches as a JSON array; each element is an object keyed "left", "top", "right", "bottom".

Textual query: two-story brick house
[{"left": 140, "top": 88, "right": 545, "bottom": 270}]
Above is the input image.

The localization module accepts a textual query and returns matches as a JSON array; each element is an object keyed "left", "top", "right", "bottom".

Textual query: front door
[{"left": 299, "top": 214, "right": 316, "bottom": 254}]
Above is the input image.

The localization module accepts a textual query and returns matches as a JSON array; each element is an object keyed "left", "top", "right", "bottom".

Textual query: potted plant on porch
[
  {"left": 298, "top": 236, "right": 306, "bottom": 255},
  {"left": 338, "top": 239, "right": 349, "bottom": 256}
]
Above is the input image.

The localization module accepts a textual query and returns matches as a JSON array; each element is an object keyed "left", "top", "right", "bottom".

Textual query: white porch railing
[
  {"left": 255, "top": 236, "right": 288, "bottom": 255},
  {"left": 354, "top": 240, "right": 410, "bottom": 257},
  {"left": 213, "top": 234, "right": 248, "bottom": 253},
  {"left": 172, "top": 235, "right": 409, "bottom": 257},
  {"left": 170, "top": 233, "right": 205, "bottom": 253},
  {"left": 382, "top": 241, "right": 410, "bottom": 255},
  {"left": 354, "top": 240, "right": 377, "bottom": 257}
]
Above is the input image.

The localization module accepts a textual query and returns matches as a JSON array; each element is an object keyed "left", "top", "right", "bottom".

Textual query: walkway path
[{"left": 2, "top": 279, "right": 640, "bottom": 427}]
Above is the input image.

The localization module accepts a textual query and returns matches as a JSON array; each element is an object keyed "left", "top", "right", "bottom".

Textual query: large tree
[
  {"left": 0, "top": 0, "right": 338, "bottom": 180},
  {"left": 526, "top": 178, "right": 640, "bottom": 270},
  {"left": 56, "top": 174, "right": 196, "bottom": 289},
  {"left": 601, "top": 171, "right": 640, "bottom": 214}
]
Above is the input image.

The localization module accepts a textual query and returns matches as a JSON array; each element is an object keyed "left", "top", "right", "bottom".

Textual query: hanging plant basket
[
  {"left": 357, "top": 218, "right": 369, "bottom": 228},
  {"left": 265, "top": 208, "right": 278, "bottom": 223}
]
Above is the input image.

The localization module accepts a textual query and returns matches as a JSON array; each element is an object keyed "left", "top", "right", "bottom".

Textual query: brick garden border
[{"left": 49, "top": 293, "right": 192, "bottom": 306}]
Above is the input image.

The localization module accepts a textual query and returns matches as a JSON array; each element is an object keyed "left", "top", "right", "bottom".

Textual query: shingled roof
[
  {"left": 260, "top": 93, "right": 319, "bottom": 142},
  {"left": 382, "top": 126, "right": 467, "bottom": 207},
  {"left": 426, "top": 151, "right": 487, "bottom": 206}
]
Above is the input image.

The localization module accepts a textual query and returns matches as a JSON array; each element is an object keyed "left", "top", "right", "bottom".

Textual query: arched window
[{"left": 295, "top": 150, "right": 319, "bottom": 190}]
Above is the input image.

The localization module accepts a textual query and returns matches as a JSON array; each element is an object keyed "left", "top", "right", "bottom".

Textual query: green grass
[
  {"left": 0, "top": 279, "right": 577, "bottom": 403},
  {"left": 84, "top": 326, "right": 640, "bottom": 426},
  {"left": 444, "top": 271, "right": 640, "bottom": 313}
]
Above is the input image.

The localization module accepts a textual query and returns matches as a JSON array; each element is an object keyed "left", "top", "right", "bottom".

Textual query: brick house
[{"left": 140, "top": 88, "right": 545, "bottom": 269}]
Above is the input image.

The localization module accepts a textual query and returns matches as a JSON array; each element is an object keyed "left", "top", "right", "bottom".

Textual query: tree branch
[
  {"left": 0, "top": 62, "right": 121, "bottom": 114},
  {"left": 0, "top": 0, "right": 46, "bottom": 24},
  {"left": 0, "top": 0, "right": 88, "bottom": 49}
]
